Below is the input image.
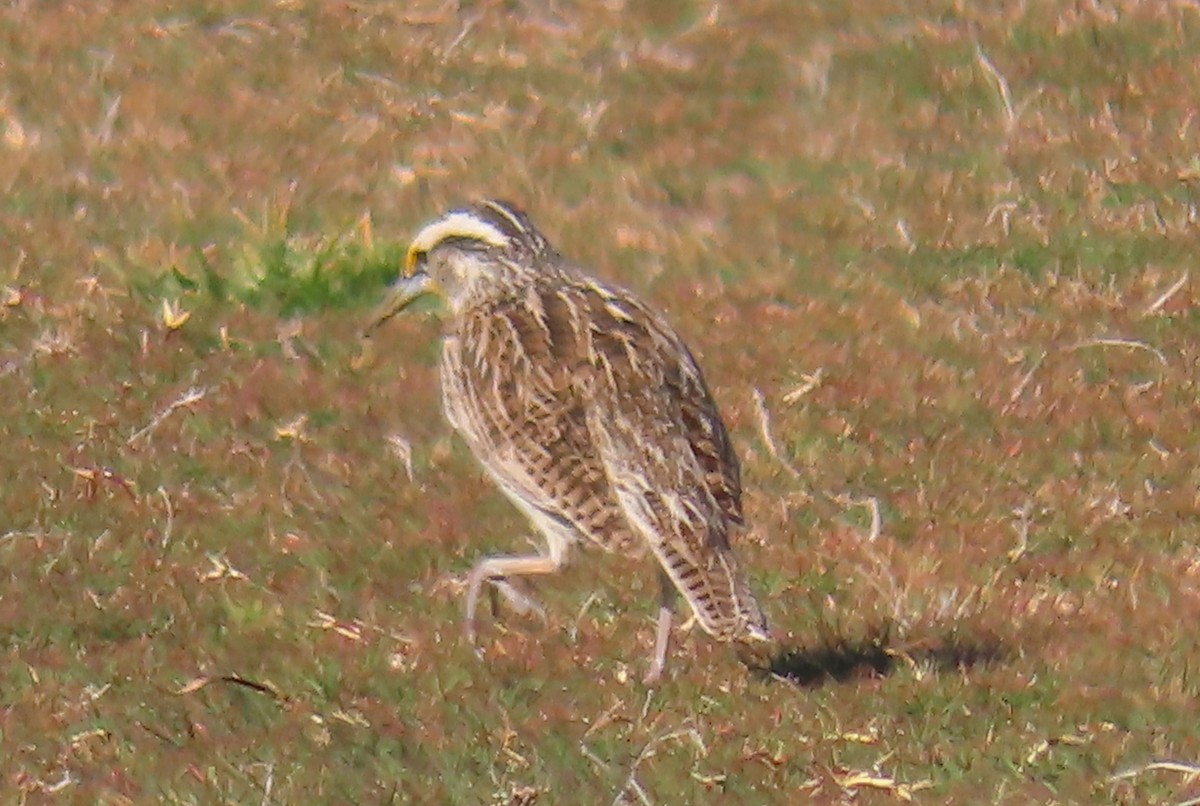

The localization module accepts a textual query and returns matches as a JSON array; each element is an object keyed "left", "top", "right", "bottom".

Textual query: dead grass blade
[
  {"left": 975, "top": 44, "right": 1016, "bottom": 131},
  {"left": 127, "top": 385, "right": 208, "bottom": 447},
  {"left": 751, "top": 387, "right": 802, "bottom": 479},
  {"left": 1141, "top": 270, "right": 1189, "bottom": 317},
  {"left": 839, "top": 771, "right": 933, "bottom": 801},
  {"left": 1109, "top": 759, "right": 1200, "bottom": 782},
  {"left": 176, "top": 674, "right": 289, "bottom": 703},
  {"left": 613, "top": 726, "right": 707, "bottom": 806},
  {"left": 1070, "top": 338, "right": 1168, "bottom": 366}
]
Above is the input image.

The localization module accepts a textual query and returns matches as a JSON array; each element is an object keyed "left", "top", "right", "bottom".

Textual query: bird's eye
[{"left": 406, "top": 247, "right": 429, "bottom": 276}]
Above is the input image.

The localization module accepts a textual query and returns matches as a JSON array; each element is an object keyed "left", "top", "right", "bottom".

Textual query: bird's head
[{"left": 366, "top": 199, "right": 552, "bottom": 331}]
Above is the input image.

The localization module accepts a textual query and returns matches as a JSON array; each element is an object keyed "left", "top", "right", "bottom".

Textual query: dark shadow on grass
[
  {"left": 923, "top": 633, "right": 1009, "bottom": 673},
  {"left": 746, "top": 622, "right": 1009, "bottom": 689}
]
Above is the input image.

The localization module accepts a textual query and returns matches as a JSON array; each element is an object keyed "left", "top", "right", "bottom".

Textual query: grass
[{"left": 3, "top": 0, "right": 1200, "bottom": 802}]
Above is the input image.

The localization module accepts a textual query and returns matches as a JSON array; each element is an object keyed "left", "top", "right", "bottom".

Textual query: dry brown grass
[{"left": 3, "top": 0, "right": 1200, "bottom": 802}]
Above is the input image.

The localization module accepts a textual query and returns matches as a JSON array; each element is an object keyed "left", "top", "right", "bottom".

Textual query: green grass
[{"left": 4, "top": 0, "right": 1200, "bottom": 802}]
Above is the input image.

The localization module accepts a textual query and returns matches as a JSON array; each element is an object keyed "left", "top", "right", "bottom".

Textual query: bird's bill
[{"left": 364, "top": 271, "right": 435, "bottom": 335}]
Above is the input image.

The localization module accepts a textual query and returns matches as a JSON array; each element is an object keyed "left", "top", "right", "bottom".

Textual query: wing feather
[
  {"left": 572, "top": 287, "right": 762, "bottom": 639},
  {"left": 440, "top": 286, "right": 638, "bottom": 554}
]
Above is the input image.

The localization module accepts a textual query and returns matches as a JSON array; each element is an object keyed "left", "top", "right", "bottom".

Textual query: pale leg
[
  {"left": 644, "top": 570, "right": 676, "bottom": 685},
  {"left": 488, "top": 577, "right": 546, "bottom": 620},
  {"left": 465, "top": 553, "right": 566, "bottom": 652}
]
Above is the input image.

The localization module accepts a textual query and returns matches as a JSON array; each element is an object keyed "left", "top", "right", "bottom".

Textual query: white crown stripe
[{"left": 411, "top": 212, "right": 511, "bottom": 254}]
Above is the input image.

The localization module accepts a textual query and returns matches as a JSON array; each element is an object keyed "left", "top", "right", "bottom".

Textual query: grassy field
[{"left": 3, "top": 0, "right": 1200, "bottom": 802}]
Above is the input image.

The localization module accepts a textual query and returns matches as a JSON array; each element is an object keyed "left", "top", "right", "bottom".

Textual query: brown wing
[
  {"left": 439, "top": 281, "right": 640, "bottom": 555},
  {"left": 672, "top": 340, "right": 744, "bottom": 532},
  {"left": 562, "top": 277, "right": 765, "bottom": 640}
]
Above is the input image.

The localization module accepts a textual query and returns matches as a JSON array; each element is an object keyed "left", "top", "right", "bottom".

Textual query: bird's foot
[
  {"left": 642, "top": 661, "right": 665, "bottom": 686},
  {"left": 463, "top": 618, "right": 485, "bottom": 660}
]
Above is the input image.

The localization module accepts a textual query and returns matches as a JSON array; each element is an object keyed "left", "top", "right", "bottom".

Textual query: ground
[{"left": 2, "top": 1, "right": 1200, "bottom": 803}]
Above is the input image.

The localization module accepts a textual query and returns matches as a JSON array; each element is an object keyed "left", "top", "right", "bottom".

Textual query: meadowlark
[{"left": 367, "top": 199, "right": 770, "bottom": 681}]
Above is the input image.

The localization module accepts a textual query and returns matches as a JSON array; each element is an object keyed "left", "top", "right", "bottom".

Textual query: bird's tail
[{"left": 731, "top": 568, "right": 772, "bottom": 643}]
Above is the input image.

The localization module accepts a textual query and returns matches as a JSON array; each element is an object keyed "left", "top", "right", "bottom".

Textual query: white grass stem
[
  {"left": 751, "top": 388, "right": 802, "bottom": 479},
  {"left": 1071, "top": 338, "right": 1167, "bottom": 366},
  {"left": 975, "top": 45, "right": 1016, "bottom": 130},
  {"left": 1141, "top": 270, "right": 1189, "bottom": 317},
  {"left": 128, "top": 385, "right": 208, "bottom": 446},
  {"left": 158, "top": 486, "right": 174, "bottom": 549},
  {"left": 614, "top": 727, "right": 706, "bottom": 806},
  {"left": 1007, "top": 352, "right": 1045, "bottom": 408},
  {"left": 1109, "top": 758, "right": 1200, "bottom": 781}
]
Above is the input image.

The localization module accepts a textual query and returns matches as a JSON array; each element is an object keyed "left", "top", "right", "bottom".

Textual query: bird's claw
[
  {"left": 464, "top": 621, "right": 486, "bottom": 660},
  {"left": 642, "top": 664, "right": 664, "bottom": 686}
]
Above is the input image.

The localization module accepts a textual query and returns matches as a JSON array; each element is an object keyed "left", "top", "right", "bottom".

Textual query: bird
[{"left": 366, "top": 199, "right": 770, "bottom": 682}]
